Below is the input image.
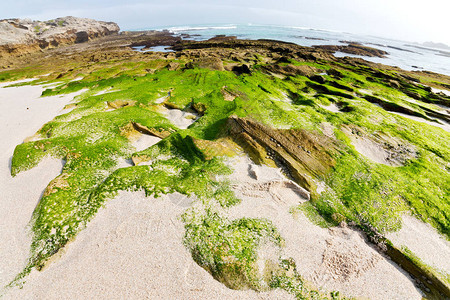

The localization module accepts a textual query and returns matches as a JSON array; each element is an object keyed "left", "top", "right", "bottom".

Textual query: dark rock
[
  {"left": 306, "top": 81, "right": 354, "bottom": 99},
  {"left": 185, "top": 57, "right": 224, "bottom": 71},
  {"left": 75, "top": 31, "right": 89, "bottom": 43},
  {"left": 400, "top": 74, "right": 420, "bottom": 83},
  {"left": 276, "top": 56, "right": 290, "bottom": 63},
  {"left": 327, "top": 68, "right": 344, "bottom": 78},
  {"left": 232, "top": 64, "right": 251, "bottom": 75},
  {"left": 403, "top": 90, "right": 422, "bottom": 100},
  {"left": 262, "top": 64, "right": 320, "bottom": 77},
  {"left": 207, "top": 35, "right": 237, "bottom": 42},
  {"left": 309, "top": 75, "right": 326, "bottom": 84},
  {"left": 388, "top": 80, "right": 401, "bottom": 89},
  {"left": 422, "top": 85, "right": 432, "bottom": 92},
  {"left": 314, "top": 43, "right": 388, "bottom": 58},
  {"left": 166, "top": 62, "right": 180, "bottom": 71},
  {"left": 191, "top": 102, "right": 207, "bottom": 115},
  {"left": 129, "top": 31, "right": 181, "bottom": 48},
  {"left": 329, "top": 80, "right": 354, "bottom": 92}
]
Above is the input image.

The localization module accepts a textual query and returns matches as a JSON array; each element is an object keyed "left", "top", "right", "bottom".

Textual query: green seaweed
[{"left": 4, "top": 52, "right": 449, "bottom": 299}]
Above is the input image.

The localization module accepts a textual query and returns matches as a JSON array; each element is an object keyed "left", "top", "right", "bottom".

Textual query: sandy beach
[
  {"left": 3, "top": 191, "right": 293, "bottom": 299},
  {"left": 0, "top": 77, "right": 448, "bottom": 299},
  {"left": 0, "top": 80, "right": 85, "bottom": 290},
  {"left": 0, "top": 80, "right": 292, "bottom": 299},
  {"left": 225, "top": 156, "right": 424, "bottom": 300}
]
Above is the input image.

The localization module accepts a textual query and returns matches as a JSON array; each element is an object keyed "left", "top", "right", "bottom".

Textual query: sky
[{"left": 1, "top": 0, "right": 450, "bottom": 45}]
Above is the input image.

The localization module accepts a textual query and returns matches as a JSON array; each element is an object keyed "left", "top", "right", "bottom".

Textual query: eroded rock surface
[
  {"left": 0, "top": 16, "right": 119, "bottom": 58},
  {"left": 314, "top": 42, "right": 389, "bottom": 58},
  {"left": 226, "top": 116, "right": 340, "bottom": 194}
]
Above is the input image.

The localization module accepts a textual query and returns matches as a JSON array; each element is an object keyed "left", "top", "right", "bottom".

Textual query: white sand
[
  {"left": 130, "top": 134, "right": 161, "bottom": 152},
  {"left": 115, "top": 157, "right": 133, "bottom": 169},
  {"left": 160, "top": 107, "right": 197, "bottom": 129},
  {"left": 154, "top": 96, "right": 167, "bottom": 104},
  {"left": 319, "top": 103, "right": 340, "bottom": 113},
  {"left": 350, "top": 135, "right": 393, "bottom": 165},
  {"left": 93, "top": 88, "right": 116, "bottom": 96},
  {"left": 431, "top": 87, "right": 450, "bottom": 97},
  {"left": 342, "top": 126, "right": 417, "bottom": 166},
  {"left": 386, "top": 215, "right": 450, "bottom": 273},
  {"left": 320, "top": 122, "right": 335, "bottom": 138},
  {"left": 436, "top": 104, "right": 450, "bottom": 115},
  {"left": 0, "top": 158, "right": 64, "bottom": 290},
  {"left": 226, "top": 156, "right": 423, "bottom": 300},
  {"left": 4, "top": 191, "right": 292, "bottom": 299},
  {"left": 392, "top": 111, "right": 450, "bottom": 132},
  {"left": 0, "top": 80, "right": 88, "bottom": 290},
  {"left": 358, "top": 89, "right": 373, "bottom": 95},
  {"left": 69, "top": 77, "right": 83, "bottom": 82},
  {"left": 342, "top": 127, "right": 395, "bottom": 166}
]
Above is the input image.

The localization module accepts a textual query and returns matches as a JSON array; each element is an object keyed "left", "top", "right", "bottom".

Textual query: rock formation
[
  {"left": 314, "top": 42, "right": 389, "bottom": 57},
  {"left": 0, "top": 16, "right": 119, "bottom": 58}
]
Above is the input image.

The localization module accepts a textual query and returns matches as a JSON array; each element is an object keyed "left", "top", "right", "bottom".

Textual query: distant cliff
[{"left": 0, "top": 16, "right": 119, "bottom": 58}]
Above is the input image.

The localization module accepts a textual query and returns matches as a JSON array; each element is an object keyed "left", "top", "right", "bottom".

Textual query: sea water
[{"left": 140, "top": 24, "right": 450, "bottom": 76}]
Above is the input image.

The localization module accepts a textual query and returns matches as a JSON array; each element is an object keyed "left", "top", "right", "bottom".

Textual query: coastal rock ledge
[{"left": 0, "top": 16, "right": 119, "bottom": 57}]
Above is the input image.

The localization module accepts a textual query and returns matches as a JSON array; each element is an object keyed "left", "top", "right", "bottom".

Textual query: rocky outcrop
[
  {"left": 128, "top": 30, "right": 182, "bottom": 49},
  {"left": 225, "top": 116, "right": 340, "bottom": 197},
  {"left": 0, "top": 16, "right": 119, "bottom": 58},
  {"left": 314, "top": 42, "right": 389, "bottom": 58},
  {"left": 262, "top": 63, "right": 320, "bottom": 77},
  {"left": 172, "top": 37, "right": 336, "bottom": 61},
  {"left": 185, "top": 57, "right": 224, "bottom": 71}
]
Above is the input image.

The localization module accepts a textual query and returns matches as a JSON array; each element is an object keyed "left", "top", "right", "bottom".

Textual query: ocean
[{"left": 144, "top": 24, "right": 450, "bottom": 77}]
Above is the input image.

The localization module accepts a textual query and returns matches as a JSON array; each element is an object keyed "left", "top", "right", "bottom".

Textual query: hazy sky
[{"left": 2, "top": 0, "right": 450, "bottom": 45}]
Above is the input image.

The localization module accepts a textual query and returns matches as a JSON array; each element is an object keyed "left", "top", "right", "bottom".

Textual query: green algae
[
  {"left": 401, "top": 246, "right": 450, "bottom": 286},
  {"left": 292, "top": 202, "right": 336, "bottom": 228},
  {"left": 183, "top": 209, "right": 283, "bottom": 291},
  {"left": 5, "top": 52, "right": 450, "bottom": 298},
  {"left": 183, "top": 206, "right": 337, "bottom": 298}
]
